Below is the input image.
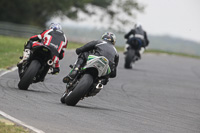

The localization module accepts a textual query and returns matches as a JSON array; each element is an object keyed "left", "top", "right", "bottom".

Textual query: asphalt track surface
[{"left": 0, "top": 51, "right": 200, "bottom": 133}]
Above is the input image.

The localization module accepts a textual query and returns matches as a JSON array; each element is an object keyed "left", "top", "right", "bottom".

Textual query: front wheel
[
  {"left": 65, "top": 74, "right": 93, "bottom": 106},
  {"left": 18, "top": 60, "right": 41, "bottom": 90}
]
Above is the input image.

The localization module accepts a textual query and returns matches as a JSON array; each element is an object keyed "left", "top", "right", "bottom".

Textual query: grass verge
[
  {"left": 146, "top": 49, "right": 200, "bottom": 59},
  {"left": 0, "top": 36, "right": 26, "bottom": 69},
  {"left": 0, "top": 119, "right": 29, "bottom": 133}
]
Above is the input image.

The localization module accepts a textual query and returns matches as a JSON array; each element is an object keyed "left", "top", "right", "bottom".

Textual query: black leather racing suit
[
  {"left": 75, "top": 40, "right": 119, "bottom": 78},
  {"left": 124, "top": 27, "right": 149, "bottom": 58},
  {"left": 124, "top": 27, "right": 149, "bottom": 47}
]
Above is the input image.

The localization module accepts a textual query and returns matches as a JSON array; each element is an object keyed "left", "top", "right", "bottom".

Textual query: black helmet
[{"left": 102, "top": 32, "right": 116, "bottom": 45}]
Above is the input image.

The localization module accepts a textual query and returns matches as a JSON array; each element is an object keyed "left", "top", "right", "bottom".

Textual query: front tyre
[
  {"left": 65, "top": 74, "right": 93, "bottom": 106},
  {"left": 18, "top": 60, "right": 41, "bottom": 90}
]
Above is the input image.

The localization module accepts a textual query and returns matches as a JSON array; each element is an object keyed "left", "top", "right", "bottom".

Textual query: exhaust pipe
[
  {"left": 96, "top": 83, "right": 103, "bottom": 89},
  {"left": 47, "top": 59, "right": 53, "bottom": 66}
]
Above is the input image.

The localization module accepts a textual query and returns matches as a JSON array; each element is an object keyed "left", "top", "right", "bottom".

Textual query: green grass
[
  {"left": 67, "top": 41, "right": 84, "bottom": 49},
  {"left": 146, "top": 49, "right": 200, "bottom": 59},
  {"left": 67, "top": 41, "right": 125, "bottom": 52},
  {"left": 0, "top": 121, "right": 29, "bottom": 133},
  {"left": 0, "top": 35, "right": 26, "bottom": 69}
]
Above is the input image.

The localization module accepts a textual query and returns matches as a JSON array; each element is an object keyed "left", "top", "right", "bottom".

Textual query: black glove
[
  {"left": 51, "top": 68, "right": 60, "bottom": 75},
  {"left": 24, "top": 40, "right": 33, "bottom": 49},
  {"left": 76, "top": 48, "right": 82, "bottom": 55},
  {"left": 59, "top": 50, "right": 64, "bottom": 60},
  {"left": 110, "top": 67, "right": 117, "bottom": 78}
]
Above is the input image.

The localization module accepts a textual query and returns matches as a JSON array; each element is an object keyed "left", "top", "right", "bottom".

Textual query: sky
[{"left": 136, "top": 0, "right": 200, "bottom": 42}]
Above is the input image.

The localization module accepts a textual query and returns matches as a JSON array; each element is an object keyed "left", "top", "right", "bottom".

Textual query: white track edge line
[
  {"left": 0, "top": 67, "right": 17, "bottom": 77},
  {"left": 0, "top": 110, "right": 45, "bottom": 133},
  {"left": 0, "top": 67, "right": 45, "bottom": 133}
]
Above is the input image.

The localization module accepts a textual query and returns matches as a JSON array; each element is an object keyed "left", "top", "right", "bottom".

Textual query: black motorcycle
[
  {"left": 18, "top": 44, "right": 59, "bottom": 90},
  {"left": 124, "top": 38, "right": 143, "bottom": 69},
  {"left": 61, "top": 55, "right": 111, "bottom": 106}
]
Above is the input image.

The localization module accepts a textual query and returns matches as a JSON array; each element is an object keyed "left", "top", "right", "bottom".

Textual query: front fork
[{"left": 18, "top": 61, "right": 29, "bottom": 79}]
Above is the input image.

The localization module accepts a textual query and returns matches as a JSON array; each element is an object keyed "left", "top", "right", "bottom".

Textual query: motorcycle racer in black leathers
[
  {"left": 63, "top": 32, "right": 119, "bottom": 85},
  {"left": 124, "top": 23, "right": 149, "bottom": 60}
]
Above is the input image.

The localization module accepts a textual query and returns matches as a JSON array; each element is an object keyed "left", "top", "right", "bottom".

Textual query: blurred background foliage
[{"left": 0, "top": 0, "right": 143, "bottom": 28}]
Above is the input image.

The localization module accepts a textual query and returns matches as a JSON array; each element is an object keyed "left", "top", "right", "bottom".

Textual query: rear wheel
[
  {"left": 60, "top": 91, "right": 68, "bottom": 104},
  {"left": 65, "top": 74, "right": 93, "bottom": 106},
  {"left": 18, "top": 60, "right": 41, "bottom": 90},
  {"left": 124, "top": 49, "right": 135, "bottom": 69}
]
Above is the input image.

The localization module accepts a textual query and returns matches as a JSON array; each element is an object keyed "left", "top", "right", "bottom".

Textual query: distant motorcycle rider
[
  {"left": 124, "top": 23, "right": 149, "bottom": 59},
  {"left": 17, "top": 23, "right": 68, "bottom": 74},
  {"left": 63, "top": 32, "right": 119, "bottom": 85}
]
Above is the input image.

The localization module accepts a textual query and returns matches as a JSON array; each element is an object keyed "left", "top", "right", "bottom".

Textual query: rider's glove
[{"left": 76, "top": 48, "right": 82, "bottom": 55}]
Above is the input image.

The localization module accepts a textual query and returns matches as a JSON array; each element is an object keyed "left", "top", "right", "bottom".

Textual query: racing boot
[
  {"left": 63, "top": 65, "right": 80, "bottom": 83},
  {"left": 17, "top": 49, "right": 30, "bottom": 67},
  {"left": 51, "top": 67, "right": 60, "bottom": 75},
  {"left": 51, "top": 60, "right": 60, "bottom": 75}
]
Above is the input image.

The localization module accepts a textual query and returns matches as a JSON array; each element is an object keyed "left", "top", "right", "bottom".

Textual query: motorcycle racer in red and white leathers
[{"left": 18, "top": 23, "right": 68, "bottom": 74}]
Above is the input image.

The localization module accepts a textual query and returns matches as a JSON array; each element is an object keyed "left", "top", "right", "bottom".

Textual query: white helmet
[
  {"left": 102, "top": 32, "right": 116, "bottom": 45},
  {"left": 49, "top": 23, "right": 62, "bottom": 30},
  {"left": 134, "top": 23, "right": 142, "bottom": 29}
]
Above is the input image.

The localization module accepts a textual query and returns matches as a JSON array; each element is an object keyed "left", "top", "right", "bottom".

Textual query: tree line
[{"left": 0, "top": 0, "right": 144, "bottom": 28}]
